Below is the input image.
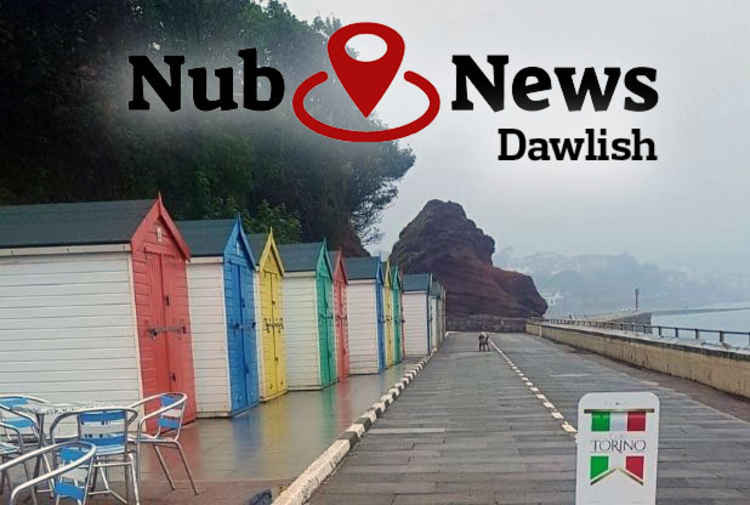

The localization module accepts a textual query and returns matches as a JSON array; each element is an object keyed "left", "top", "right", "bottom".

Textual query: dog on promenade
[{"left": 478, "top": 332, "right": 490, "bottom": 351}]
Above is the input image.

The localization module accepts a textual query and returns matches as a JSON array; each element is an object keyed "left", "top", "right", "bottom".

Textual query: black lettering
[
  {"left": 527, "top": 138, "right": 549, "bottom": 160},
  {"left": 632, "top": 128, "right": 657, "bottom": 160},
  {"left": 498, "top": 128, "right": 525, "bottom": 160},
  {"left": 187, "top": 67, "right": 238, "bottom": 111},
  {"left": 624, "top": 67, "right": 658, "bottom": 111},
  {"left": 585, "top": 128, "right": 596, "bottom": 160},
  {"left": 452, "top": 55, "right": 509, "bottom": 111},
  {"left": 239, "top": 48, "right": 285, "bottom": 111},
  {"left": 549, "top": 136, "right": 585, "bottom": 160},
  {"left": 612, "top": 138, "right": 631, "bottom": 160},
  {"left": 128, "top": 55, "right": 184, "bottom": 111},
  {"left": 597, "top": 128, "right": 609, "bottom": 160},
  {"left": 555, "top": 67, "right": 621, "bottom": 111},
  {"left": 512, "top": 67, "right": 551, "bottom": 111}
]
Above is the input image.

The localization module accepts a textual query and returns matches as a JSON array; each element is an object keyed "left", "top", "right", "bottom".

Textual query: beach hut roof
[
  {"left": 279, "top": 241, "right": 330, "bottom": 273},
  {"left": 404, "top": 273, "right": 432, "bottom": 292},
  {"left": 328, "top": 250, "right": 348, "bottom": 282},
  {"left": 176, "top": 219, "right": 237, "bottom": 257},
  {"left": 248, "top": 233, "right": 269, "bottom": 260},
  {"left": 344, "top": 256, "right": 382, "bottom": 280},
  {"left": 0, "top": 199, "right": 156, "bottom": 249},
  {"left": 431, "top": 278, "right": 444, "bottom": 298}
]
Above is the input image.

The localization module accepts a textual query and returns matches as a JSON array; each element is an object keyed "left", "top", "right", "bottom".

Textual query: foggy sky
[{"left": 284, "top": 0, "right": 750, "bottom": 273}]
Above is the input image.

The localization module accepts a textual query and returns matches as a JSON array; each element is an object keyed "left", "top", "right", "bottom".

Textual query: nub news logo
[{"left": 587, "top": 409, "right": 652, "bottom": 486}]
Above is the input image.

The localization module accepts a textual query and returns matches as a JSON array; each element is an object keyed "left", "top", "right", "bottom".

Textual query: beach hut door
[
  {"left": 145, "top": 252, "right": 180, "bottom": 395},
  {"left": 270, "top": 272, "right": 285, "bottom": 390},
  {"left": 229, "top": 265, "right": 250, "bottom": 411},
  {"left": 317, "top": 276, "right": 330, "bottom": 385},
  {"left": 375, "top": 284, "right": 385, "bottom": 371},
  {"left": 335, "top": 281, "right": 348, "bottom": 377}
]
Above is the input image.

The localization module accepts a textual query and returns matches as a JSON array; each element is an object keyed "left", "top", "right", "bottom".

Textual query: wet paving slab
[
  {"left": 492, "top": 332, "right": 750, "bottom": 504},
  {"left": 174, "top": 364, "right": 409, "bottom": 481},
  {"left": 3, "top": 364, "right": 415, "bottom": 505},
  {"left": 309, "top": 332, "right": 750, "bottom": 505},
  {"left": 309, "top": 333, "right": 575, "bottom": 505}
]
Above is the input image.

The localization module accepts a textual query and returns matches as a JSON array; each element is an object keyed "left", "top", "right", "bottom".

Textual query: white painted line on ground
[{"left": 488, "top": 338, "right": 578, "bottom": 437}]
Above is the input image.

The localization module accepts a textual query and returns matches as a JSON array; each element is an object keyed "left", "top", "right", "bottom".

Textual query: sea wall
[
  {"left": 450, "top": 315, "right": 527, "bottom": 333},
  {"left": 526, "top": 321, "right": 750, "bottom": 400}
]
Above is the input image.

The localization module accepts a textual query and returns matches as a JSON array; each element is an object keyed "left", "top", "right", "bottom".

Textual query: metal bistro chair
[
  {"left": 129, "top": 393, "right": 199, "bottom": 495},
  {"left": 0, "top": 440, "right": 96, "bottom": 505},
  {"left": 50, "top": 408, "right": 140, "bottom": 505},
  {"left": 1, "top": 421, "right": 32, "bottom": 497},
  {"left": 0, "top": 396, "right": 46, "bottom": 447}
]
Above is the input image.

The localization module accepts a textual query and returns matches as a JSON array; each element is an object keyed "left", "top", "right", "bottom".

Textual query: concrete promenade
[{"left": 308, "top": 332, "right": 750, "bottom": 504}]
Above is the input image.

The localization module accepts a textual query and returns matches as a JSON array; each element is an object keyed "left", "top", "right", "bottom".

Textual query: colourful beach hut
[
  {"left": 248, "top": 231, "right": 287, "bottom": 401},
  {"left": 278, "top": 241, "right": 337, "bottom": 390},
  {"left": 343, "top": 257, "right": 386, "bottom": 374},
  {"left": 382, "top": 261, "right": 395, "bottom": 367},
  {"left": 390, "top": 264, "right": 404, "bottom": 364},
  {"left": 0, "top": 198, "right": 198, "bottom": 420},
  {"left": 431, "top": 279, "right": 446, "bottom": 348},
  {"left": 328, "top": 249, "right": 350, "bottom": 379},
  {"left": 403, "top": 273, "right": 433, "bottom": 357},
  {"left": 178, "top": 218, "right": 258, "bottom": 417}
]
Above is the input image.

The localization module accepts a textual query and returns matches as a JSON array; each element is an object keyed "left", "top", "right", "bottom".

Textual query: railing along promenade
[{"left": 545, "top": 318, "right": 750, "bottom": 348}]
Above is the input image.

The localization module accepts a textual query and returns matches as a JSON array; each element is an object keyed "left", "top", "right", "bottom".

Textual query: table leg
[{"left": 29, "top": 413, "right": 45, "bottom": 504}]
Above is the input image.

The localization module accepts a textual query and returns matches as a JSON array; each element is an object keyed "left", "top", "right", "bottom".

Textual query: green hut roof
[
  {"left": 0, "top": 199, "right": 154, "bottom": 249},
  {"left": 176, "top": 219, "right": 236, "bottom": 257},
  {"left": 278, "top": 242, "right": 326, "bottom": 272},
  {"left": 344, "top": 256, "right": 381, "bottom": 280},
  {"left": 248, "top": 233, "right": 268, "bottom": 260},
  {"left": 404, "top": 273, "right": 432, "bottom": 292}
]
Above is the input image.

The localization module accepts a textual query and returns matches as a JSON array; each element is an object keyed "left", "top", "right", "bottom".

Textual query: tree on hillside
[{"left": 0, "top": 0, "right": 415, "bottom": 253}]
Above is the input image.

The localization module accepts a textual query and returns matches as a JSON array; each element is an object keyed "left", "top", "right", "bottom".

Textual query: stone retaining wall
[
  {"left": 526, "top": 321, "right": 750, "bottom": 399},
  {"left": 449, "top": 315, "right": 527, "bottom": 332}
]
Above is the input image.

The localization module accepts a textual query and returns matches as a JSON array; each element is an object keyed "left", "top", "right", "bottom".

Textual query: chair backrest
[
  {"left": 130, "top": 392, "right": 188, "bottom": 439},
  {"left": 0, "top": 440, "right": 96, "bottom": 505},
  {"left": 54, "top": 442, "right": 97, "bottom": 503},
  {"left": 0, "top": 396, "right": 42, "bottom": 438},
  {"left": 78, "top": 409, "right": 136, "bottom": 452},
  {"left": 0, "top": 422, "right": 24, "bottom": 455},
  {"left": 156, "top": 393, "right": 186, "bottom": 437},
  {"left": 50, "top": 408, "right": 137, "bottom": 454}
]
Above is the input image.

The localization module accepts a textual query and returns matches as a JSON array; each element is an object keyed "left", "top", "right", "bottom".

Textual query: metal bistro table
[
  {"left": 11, "top": 400, "right": 126, "bottom": 498},
  {"left": 12, "top": 401, "right": 111, "bottom": 444}
]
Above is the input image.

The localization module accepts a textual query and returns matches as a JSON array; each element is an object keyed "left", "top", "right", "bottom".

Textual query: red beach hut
[
  {"left": 328, "top": 250, "right": 350, "bottom": 379},
  {"left": 0, "top": 197, "right": 198, "bottom": 421}
]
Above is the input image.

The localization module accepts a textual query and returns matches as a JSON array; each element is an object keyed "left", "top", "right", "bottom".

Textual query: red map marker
[{"left": 327, "top": 22, "right": 405, "bottom": 118}]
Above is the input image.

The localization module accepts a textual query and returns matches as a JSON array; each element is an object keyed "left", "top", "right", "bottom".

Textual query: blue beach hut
[{"left": 178, "top": 217, "right": 259, "bottom": 417}]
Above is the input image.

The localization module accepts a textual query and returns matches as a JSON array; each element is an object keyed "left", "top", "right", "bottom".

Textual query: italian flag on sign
[
  {"left": 591, "top": 411, "right": 646, "bottom": 432},
  {"left": 590, "top": 454, "right": 645, "bottom": 484}
]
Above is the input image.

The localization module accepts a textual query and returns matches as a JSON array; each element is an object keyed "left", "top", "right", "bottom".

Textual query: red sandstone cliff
[{"left": 389, "top": 200, "right": 547, "bottom": 329}]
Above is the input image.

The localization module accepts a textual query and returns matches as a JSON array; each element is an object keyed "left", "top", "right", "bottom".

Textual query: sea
[{"left": 651, "top": 301, "right": 750, "bottom": 348}]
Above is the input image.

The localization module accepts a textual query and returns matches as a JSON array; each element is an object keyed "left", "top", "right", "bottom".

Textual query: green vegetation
[{"left": 0, "top": 1, "right": 415, "bottom": 250}]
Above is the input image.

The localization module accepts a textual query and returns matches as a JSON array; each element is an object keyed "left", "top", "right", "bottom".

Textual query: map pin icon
[{"left": 327, "top": 23, "right": 405, "bottom": 118}]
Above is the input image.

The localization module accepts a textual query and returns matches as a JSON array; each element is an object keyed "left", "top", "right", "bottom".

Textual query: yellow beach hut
[
  {"left": 382, "top": 260, "right": 395, "bottom": 367},
  {"left": 248, "top": 231, "right": 287, "bottom": 401}
]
